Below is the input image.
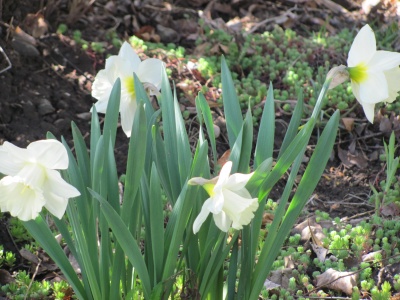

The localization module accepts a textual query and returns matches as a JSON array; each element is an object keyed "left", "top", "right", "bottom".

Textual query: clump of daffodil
[
  {"left": 0, "top": 140, "right": 80, "bottom": 221},
  {"left": 189, "top": 161, "right": 258, "bottom": 233},
  {"left": 91, "top": 41, "right": 164, "bottom": 137},
  {"left": 347, "top": 24, "right": 400, "bottom": 123}
]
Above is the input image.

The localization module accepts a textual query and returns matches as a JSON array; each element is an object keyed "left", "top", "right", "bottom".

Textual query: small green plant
[
  {"left": 371, "top": 281, "right": 391, "bottom": 300},
  {"left": 369, "top": 132, "right": 400, "bottom": 214},
  {"left": 9, "top": 217, "right": 32, "bottom": 242},
  {"left": 56, "top": 23, "right": 68, "bottom": 35}
]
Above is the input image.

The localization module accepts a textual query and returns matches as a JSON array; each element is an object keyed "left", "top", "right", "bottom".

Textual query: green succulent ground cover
[{"left": 3, "top": 21, "right": 400, "bottom": 299}]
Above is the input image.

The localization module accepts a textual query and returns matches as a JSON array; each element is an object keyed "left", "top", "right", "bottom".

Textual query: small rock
[
  {"left": 0, "top": 269, "right": 14, "bottom": 285},
  {"left": 57, "top": 100, "right": 69, "bottom": 109},
  {"left": 40, "top": 121, "right": 58, "bottom": 135},
  {"left": 156, "top": 24, "right": 179, "bottom": 43},
  {"left": 38, "top": 99, "right": 55, "bottom": 116},
  {"left": 54, "top": 118, "right": 69, "bottom": 130},
  {"left": 76, "top": 112, "right": 92, "bottom": 121},
  {"left": 12, "top": 38, "right": 40, "bottom": 57},
  {"left": 22, "top": 101, "right": 39, "bottom": 121},
  {"left": 213, "top": 124, "right": 220, "bottom": 138}
]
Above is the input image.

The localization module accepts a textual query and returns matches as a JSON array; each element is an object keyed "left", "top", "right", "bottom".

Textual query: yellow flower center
[
  {"left": 348, "top": 63, "right": 368, "bottom": 83},
  {"left": 19, "top": 182, "right": 34, "bottom": 196},
  {"left": 123, "top": 76, "right": 136, "bottom": 98},
  {"left": 203, "top": 183, "right": 215, "bottom": 197}
]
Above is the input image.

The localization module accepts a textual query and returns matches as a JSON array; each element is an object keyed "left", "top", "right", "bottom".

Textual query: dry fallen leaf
[
  {"left": 341, "top": 117, "right": 355, "bottom": 132},
  {"left": 380, "top": 202, "right": 400, "bottom": 217},
  {"left": 23, "top": 13, "right": 48, "bottom": 38},
  {"left": 262, "top": 212, "right": 274, "bottom": 225},
  {"left": 316, "top": 268, "right": 358, "bottom": 295},
  {"left": 267, "top": 268, "right": 294, "bottom": 289},
  {"left": 263, "top": 279, "right": 280, "bottom": 290},
  {"left": 311, "top": 242, "right": 328, "bottom": 262},
  {"left": 292, "top": 217, "right": 326, "bottom": 243},
  {"left": 217, "top": 149, "right": 231, "bottom": 168},
  {"left": 362, "top": 250, "right": 383, "bottom": 262}
]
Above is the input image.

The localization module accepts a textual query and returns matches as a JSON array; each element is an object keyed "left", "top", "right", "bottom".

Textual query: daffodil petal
[
  {"left": 347, "top": 24, "right": 376, "bottom": 67},
  {"left": 213, "top": 211, "right": 231, "bottom": 232},
  {"left": 222, "top": 188, "right": 258, "bottom": 215},
  {"left": 205, "top": 191, "right": 224, "bottom": 214},
  {"left": 118, "top": 41, "right": 141, "bottom": 72},
  {"left": 188, "top": 177, "right": 218, "bottom": 186},
  {"left": 137, "top": 59, "right": 164, "bottom": 93},
  {"left": 221, "top": 188, "right": 258, "bottom": 229},
  {"left": 0, "top": 176, "right": 45, "bottom": 221},
  {"left": 234, "top": 200, "right": 259, "bottom": 229},
  {"left": 42, "top": 170, "right": 79, "bottom": 218},
  {"left": 359, "top": 72, "right": 388, "bottom": 103},
  {"left": 15, "top": 164, "right": 46, "bottom": 187},
  {"left": 369, "top": 51, "right": 400, "bottom": 72},
  {"left": 104, "top": 56, "right": 124, "bottom": 82},
  {"left": 215, "top": 161, "right": 232, "bottom": 190},
  {"left": 91, "top": 69, "right": 113, "bottom": 109},
  {"left": 119, "top": 95, "right": 138, "bottom": 137},
  {"left": 384, "top": 67, "right": 400, "bottom": 103},
  {"left": 27, "top": 140, "right": 69, "bottom": 170},
  {"left": 0, "top": 144, "right": 26, "bottom": 175},
  {"left": 43, "top": 192, "right": 69, "bottom": 219},
  {"left": 45, "top": 169, "right": 80, "bottom": 198},
  {"left": 225, "top": 172, "right": 254, "bottom": 191},
  {"left": 360, "top": 102, "right": 376, "bottom": 123},
  {"left": 193, "top": 198, "right": 212, "bottom": 234}
]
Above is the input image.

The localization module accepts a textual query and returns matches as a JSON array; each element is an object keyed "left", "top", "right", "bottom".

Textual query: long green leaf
[
  {"left": 91, "top": 189, "right": 151, "bottom": 299},
  {"left": 254, "top": 82, "right": 275, "bottom": 167},
  {"left": 195, "top": 93, "right": 217, "bottom": 166},
  {"left": 103, "top": 78, "right": 121, "bottom": 149},
  {"left": 278, "top": 89, "right": 304, "bottom": 158},
  {"left": 232, "top": 109, "right": 253, "bottom": 173},
  {"left": 159, "top": 67, "right": 181, "bottom": 200},
  {"left": 149, "top": 164, "right": 164, "bottom": 284},
  {"left": 121, "top": 103, "right": 147, "bottom": 220},
  {"left": 221, "top": 56, "right": 242, "bottom": 148},
  {"left": 90, "top": 105, "right": 101, "bottom": 179},
  {"left": 173, "top": 84, "right": 192, "bottom": 184},
  {"left": 24, "top": 217, "right": 87, "bottom": 300},
  {"left": 71, "top": 121, "right": 91, "bottom": 187}
]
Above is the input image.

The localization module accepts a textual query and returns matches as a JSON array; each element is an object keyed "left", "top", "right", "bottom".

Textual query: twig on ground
[{"left": 24, "top": 258, "right": 42, "bottom": 300}]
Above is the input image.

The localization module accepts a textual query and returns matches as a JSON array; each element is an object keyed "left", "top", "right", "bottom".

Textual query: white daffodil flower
[
  {"left": 91, "top": 41, "right": 164, "bottom": 137},
  {"left": 189, "top": 161, "right": 259, "bottom": 234},
  {"left": 0, "top": 140, "right": 80, "bottom": 221},
  {"left": 347, "top": 24, "right": 400, "bottom": 123}
]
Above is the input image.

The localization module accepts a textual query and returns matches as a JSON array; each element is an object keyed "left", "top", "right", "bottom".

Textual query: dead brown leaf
[
  {"left": 292, "top": 217, "right": 326, "bottom": 243},
  {"left": 135, "top": 26, "right": 161, "bottom": 43},
  {"left": 23, "top": 13, "right": 48, "bottom": 38},
  {"left": 262, "top": 212, "right": 274, "bottom": 225},
  {"left": 267, "top": 268, "right": 294, "bottom": 289},
  {"left": 217, "top": 150, "right": 231, "bottom": 168},
  {"left": 362, "top": 250, "right": 383, "bottom": 262},
  {"left": 316, "top": 268, "right": 358, "bottom": 295},
  {"left": 341, "top": 117, "right": 355, "bottom": 132},
  {"left": 380, "top": 202, "right": 400, "bottom": 217},
  {"left": 311, "top": 242, "right": 328, "bottom": 262},
  {"left": 337, "top": 145, "right": 368, "bottom": 169}
]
